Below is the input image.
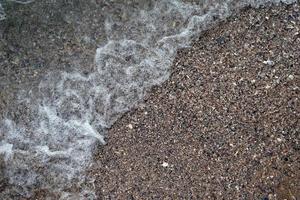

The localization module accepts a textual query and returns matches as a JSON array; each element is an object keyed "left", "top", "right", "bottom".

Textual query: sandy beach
[
  {"left": 0, "top": 1, "right": 299, "bottom": 200},
  {"left": 91, "top": 4, "right": 300, "bottom": 200}
]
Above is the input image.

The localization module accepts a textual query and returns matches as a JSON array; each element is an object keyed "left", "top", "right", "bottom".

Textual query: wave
[{"left": 0, "top": 0, "right": 297, "bottom": 199}]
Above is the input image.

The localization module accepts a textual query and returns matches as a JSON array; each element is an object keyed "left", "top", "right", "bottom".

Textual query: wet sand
[
  {"left": 0, "top": 2, "right": 299, "bottom": 200},
  {"left": 92, "top": 4, "right": 299, "bottom": 200}
]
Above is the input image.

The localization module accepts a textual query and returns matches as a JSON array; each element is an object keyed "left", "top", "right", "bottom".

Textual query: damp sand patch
[{"left": 0, "top": 0, "right": 298, "bottom": 199}]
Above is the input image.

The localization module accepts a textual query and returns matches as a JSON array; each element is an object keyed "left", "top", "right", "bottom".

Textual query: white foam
[
  {"left": 0, "top": 0, "right": 297, "bottom": 199},
  {"left": 0, "top": 3, "right": 5, "bottom": 21},
  {"left": 0, "top": 142, "right": 13, "bottom": 161}
]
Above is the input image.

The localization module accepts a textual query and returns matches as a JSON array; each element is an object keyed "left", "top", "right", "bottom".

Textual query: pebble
[
  {"left": 288, "top": 74, "right": 294, "bottom": 80},
  {"left": 162, "top": 162, "right": 169, "bottom": 167},
  {"left": 263, "top": 59, "right": 274, "bottom": 66},
  {"left": 265, "top": 84, "right": 271, "bottom": 89},
  {"left": 127, "top": 124, "right": 133, "bottom": 129}
]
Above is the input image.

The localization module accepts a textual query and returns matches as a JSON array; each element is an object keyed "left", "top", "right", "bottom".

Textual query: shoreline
[
  {"left": 0, "top": 2, "right": 299, "bottom": 199},
  {"left": 92, "top": 3, "right": 299, "bottom": 199}
]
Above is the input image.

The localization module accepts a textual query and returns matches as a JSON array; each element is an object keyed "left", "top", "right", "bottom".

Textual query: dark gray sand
[
  {"left": 0, "top": 1, "right": 108, "bottom": 121},
  {"left": 0, "top": 2, "right": 299, "bottom": 200},
  {"left": 92, "top": 4, "right": 300, "bottom": 200}
]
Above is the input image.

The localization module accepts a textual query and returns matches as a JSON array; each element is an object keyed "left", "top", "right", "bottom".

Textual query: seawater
[{"left": 0, "top": 0, "right": 296, "bottom": 199}]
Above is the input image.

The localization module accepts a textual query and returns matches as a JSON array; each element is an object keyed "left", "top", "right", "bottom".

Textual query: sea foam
[{"left": 0, "top": 0, "right": 296, "bottom": 199}]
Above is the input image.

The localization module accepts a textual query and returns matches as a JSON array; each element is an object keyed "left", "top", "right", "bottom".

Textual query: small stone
[
  {"left": 162, "top": 162, "right": 169, "bottom": 167},
  {"left": 216, "top": 36, "right": 226, "bottom": 45},
  {"left": 288, "top": 75, "right": 294, "bottom": 80},
  {"left": 12, "top": 57, "right": 20, "bottom": 65},
  {"left": 276, "top": 138, "right": 282, "bottom": 142},
  {"left": 265, "top": 85, "right": 271, "bottom": 89},
  {"left": 127, "top": 124, "right": 133, "bottom": 129},
  {"left": 263, "top": 59, "right": 274, "bottom": 66}
]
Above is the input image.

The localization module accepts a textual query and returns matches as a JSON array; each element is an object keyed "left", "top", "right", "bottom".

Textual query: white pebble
[
  {"left": 263, "top": 59, "right": 274, "bottom": 66},
  {"left": 288, "top": 75, "right": 294, "bottom": 80},
  {"left": 127, "top": 124, "right": 133, "bottom": 129},
  {"left": 162, "top": 162, "right": 169, "bottom": 167},
  {"left": 265, "top": 85, "right": 271, "bottom": 89}
]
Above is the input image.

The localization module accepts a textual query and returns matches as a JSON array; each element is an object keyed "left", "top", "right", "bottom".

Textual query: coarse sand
[{"left": 91, "top": 3, "right": 299, "bottom": 200}]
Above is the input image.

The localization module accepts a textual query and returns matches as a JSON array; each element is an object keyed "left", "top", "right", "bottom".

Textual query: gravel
[{"left": 92, "top": 3, "right": 299, "bottom": 199}]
